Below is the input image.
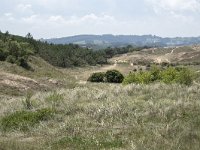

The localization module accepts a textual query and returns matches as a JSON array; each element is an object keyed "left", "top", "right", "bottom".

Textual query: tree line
[{"left": 0, "top": 31, "right": 147, "bottom": 69}]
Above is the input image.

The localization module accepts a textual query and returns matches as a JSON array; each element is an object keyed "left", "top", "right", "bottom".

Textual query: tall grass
[{"left": 0, "top": 83, "right": 200, "bottom": 149}]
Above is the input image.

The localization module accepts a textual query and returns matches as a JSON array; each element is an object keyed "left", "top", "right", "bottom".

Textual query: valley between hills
[{"left": 0, "top": 32, "right": 200, "bottom": 149}]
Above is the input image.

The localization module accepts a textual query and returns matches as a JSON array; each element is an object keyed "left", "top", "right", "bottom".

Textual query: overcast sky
[{"left": 0, "top": 0, "right": 200, "bottom": 39}]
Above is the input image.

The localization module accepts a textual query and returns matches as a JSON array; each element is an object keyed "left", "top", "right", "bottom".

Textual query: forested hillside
[
  {"left": 0, "top": 32, "right": 35, "bottom": 69},
  {"left": 0, "top": 31, "right": 107, "bottom": 68},
  {"left": 0, "top": 31, "right": 149, "bottom": 68}
]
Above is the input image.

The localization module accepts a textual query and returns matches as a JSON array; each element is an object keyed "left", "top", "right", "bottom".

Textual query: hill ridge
[{"left": 44, "top": 34, "right": 200, "bottom": 49}]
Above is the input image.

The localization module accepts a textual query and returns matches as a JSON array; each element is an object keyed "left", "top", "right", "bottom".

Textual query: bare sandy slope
[
  {"left": 0, "top": 72, "right": 46, "bottom": 91},
  {"left": 110, "top": 45, "right": 200, "bottom": 65},
  {"left": 0, "top": 57, "right": 70, "bottom": 96}
]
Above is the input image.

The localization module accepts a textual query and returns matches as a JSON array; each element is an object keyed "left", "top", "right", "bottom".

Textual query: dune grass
[{"left": 0, "top": 82, "right": 200, "bottom": 149}]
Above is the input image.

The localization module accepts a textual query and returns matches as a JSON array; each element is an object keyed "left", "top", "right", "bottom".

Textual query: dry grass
[
  {"left": 0, "top": 83, "right": 200, "bottom": 149},
  {"left": 0, "top": 56, "right": 77, "bottom": 96}
]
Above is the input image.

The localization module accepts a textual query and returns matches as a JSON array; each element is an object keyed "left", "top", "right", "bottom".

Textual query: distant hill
[{"left": 44, "top": 34, "right": 200, "bottom": 49}]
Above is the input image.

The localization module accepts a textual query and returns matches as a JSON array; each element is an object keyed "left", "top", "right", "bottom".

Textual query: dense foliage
[
  {"left": 38, "top": 43, "right": 107, "bottom": 67},
  {"left": 0, "top": 31, "right": 34, "bottom": 68},
  {"left": 104, "top": 45, "right": 150, "bottom": 58},
  {"left": 0, "top": 31, "right": 108, "bottom": 68},
  {"left": 105, "top": 70, "right": 124, "bottom": 83},
  {"left": 88, "top": 70, "right": 124, "bottom": 83},
  {"left": 87, "top": 72, "right": 105, "bottom": 82},
  {"left": 123, "top": 66, "right": 196, "bottom": 85}
]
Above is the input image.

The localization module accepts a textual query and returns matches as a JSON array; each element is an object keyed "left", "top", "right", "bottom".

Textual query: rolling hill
[{"left": 44, "top": 34, "right": 200, "bottom": 49}]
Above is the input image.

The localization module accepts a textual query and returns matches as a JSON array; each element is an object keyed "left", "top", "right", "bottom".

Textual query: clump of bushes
[
  {"left": 0, "top": 108, "right": 54, "bottom": 132},
  {"left": 123, "top": 66, "right": 196, "bottom": 86},
  {"left": 88, "top": 70, "right": 124, "bottom": 83},
  {"left": 105, "top": 70, "right": 124, "bottom": 83},
  {"left": 0, "top": 39, "right": 33, "bottom": 69},
  {"left": 87, "top": 72, "right": 105, "bottom": 82}
]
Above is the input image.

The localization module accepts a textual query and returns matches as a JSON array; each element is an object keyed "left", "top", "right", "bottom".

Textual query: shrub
[
  {"left": 87, "top": 72, "right": 105, "bottom": 82},
  {"left": 1, "top": 108, "right": 54, "bottom": 132},
  {"left": 105, "top": 70, "right": 124, "bottom": 83},
  {"left": 160, "top": 67, "right": 178, "bottom": 84},
  {"left": 16, "top": 56, "right": 29, "bottom": 69},
  {"left": 6, "top": 55, "right": 16, "bottom": 64},
  {"left": 175, "top": 68, "right": 195, "bottom": 86},
  {"left": 123, "top": 66, "right": 196, "bottom": 86},
  {"left": 88, "top": 70, "right": 124, "bottom": 83},
  {"left": 123, "top": 73, "right": 137, "bottom": 85},
  {"left": 149, "top": 65, "right": 161, "bottom": 81},
  {"left": 123, "top": 71, "right": 152, "bottom": 85},
  {"left": 137, "top": 71, "right": 152, "bottom": 84},
  {"left": 0, "top": 48, "right": 8, "bottom": 61}
]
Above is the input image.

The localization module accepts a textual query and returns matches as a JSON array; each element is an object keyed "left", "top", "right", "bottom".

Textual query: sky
[{"left": 0, "top": 0, "right": 200, "bottom": 39}]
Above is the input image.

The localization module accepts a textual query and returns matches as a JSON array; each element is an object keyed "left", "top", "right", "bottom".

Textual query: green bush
[
  {"left": 88, "top": 70, "right": 124, "bottom": 83},
  {"left": 105, "top": 70, "right": 124, "bottom": 83},
  {"left": 160, "top": 67, "right": 195, "bottom": 85},
  {"left": 123, "top": 71, "right": 152, "bottom": 85},
  {"left": 175, "top": 67, "right": 195, "bottom": 85},
  {"left": 149, "top": 65, "right": 161, "bottom": 81},
  {"left": 123, "top": 66, "right": 196, "bottom": 86},
  {"left": 122, "top": 73, "right": 137, "bottom": 85},
  {"left": 0, "top": 36, "right": 33, "bottom": 69},
  {"left": 1, "top": 108, "right": 54, "bottom": 132},
  {"left": 87, "top": 72, "right": 105, "bottom": 82},
  {"left": 6, "top": 55, "right": 16, "bottom": 64},
  {"left": 0, "top": 48, "right": 8, "bottom": 61},
  {"left": 160, "top": 67, "right": 178, "bottom": 84}
]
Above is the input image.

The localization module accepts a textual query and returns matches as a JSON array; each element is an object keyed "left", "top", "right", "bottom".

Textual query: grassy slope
[
  {"left": 0, "top": 56, "right": 76, "bottom": 96},
  {"left": 0, "top": 83, "right": 200, "bottom": 149}
]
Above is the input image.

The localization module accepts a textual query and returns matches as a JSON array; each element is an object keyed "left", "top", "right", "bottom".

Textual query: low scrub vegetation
[
  {"left": 88, "top": 70, "right": 124, "bottom": 83},
  {"left": 1, "top": 108, "right": 54, "bottom": 132},
  {"left": 52, "top": 135, "right": 124, "bottom": 149},
  {"left": 123, "top": 66, "right": 196, "bottom": 85},
  {"left": 87, "top": 72, "right": 105, "bottom": 82},
  {"left": 105, "top": 70, "right": 124, "bottom": 83}
]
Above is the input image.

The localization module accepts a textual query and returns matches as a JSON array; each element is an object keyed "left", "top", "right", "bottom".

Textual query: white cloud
[
  {"left": 22, "top": 15, "right": 38, "bottom": 24},
  {"left": 4, "top": 13, "right": 12, "bottom": 17},
  {"left": 16, "top": 4, "right": 32, "bottom": 12},
  {"left": 147, "top": 0, "right": 200, "bottom": 13},
  {"left": 1, "top": 0, "right": 200, "bottom": 38},
  {"left": 47, "top": 14, "right": 115, "bottom": 26},
  {"left": 3, "top": 13, "right": 15, "bottom": 21}
]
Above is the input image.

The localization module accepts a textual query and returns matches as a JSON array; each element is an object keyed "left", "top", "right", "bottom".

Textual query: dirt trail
[
  {"left": 100, "top": 63, "right": 117, "bottom": 71},
  {"left": 165, "top": 48, "right": 176, "bottom": 56}
]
